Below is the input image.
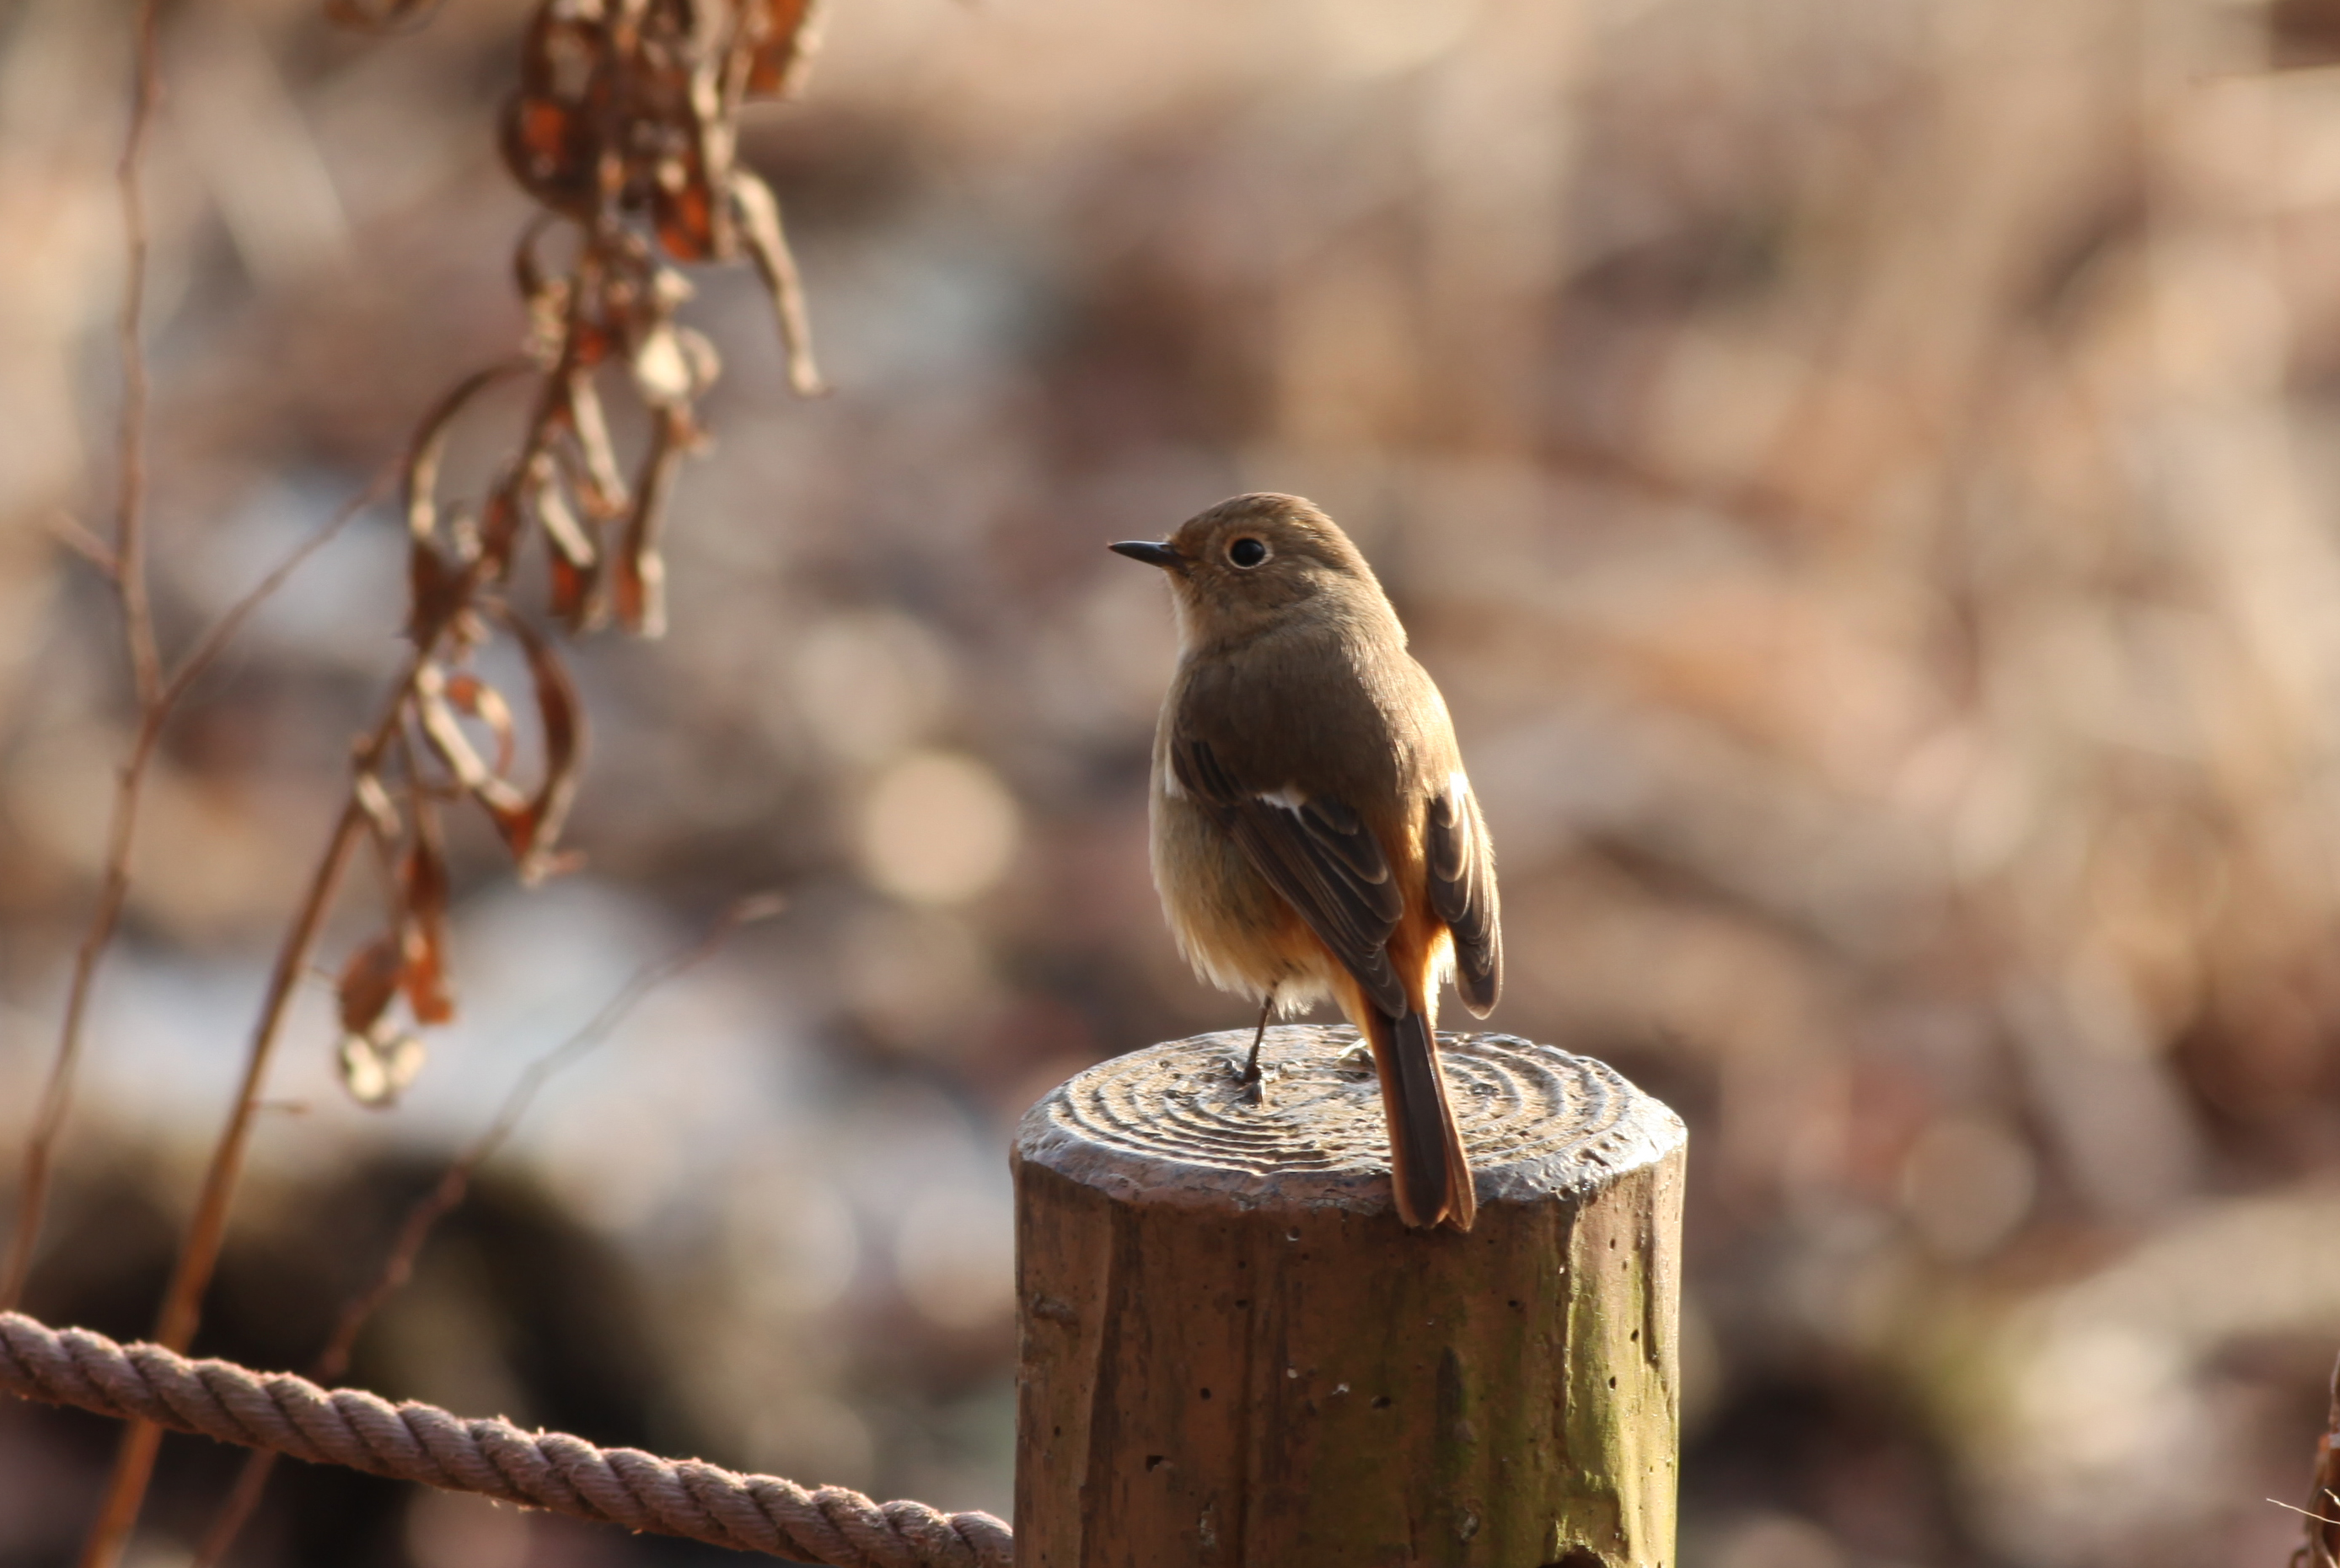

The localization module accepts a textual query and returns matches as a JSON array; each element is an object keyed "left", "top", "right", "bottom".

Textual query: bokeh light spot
[{"left": 858, "top": 750, "right": 1022, "bottom": 905}]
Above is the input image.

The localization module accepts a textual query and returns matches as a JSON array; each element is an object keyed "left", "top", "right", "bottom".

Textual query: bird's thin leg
[{"left": 1240, "top": 989, "right": 1275, "bottom": 1104}]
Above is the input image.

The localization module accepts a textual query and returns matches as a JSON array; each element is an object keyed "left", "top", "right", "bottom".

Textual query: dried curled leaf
[
  {"left": 547, "top": 545, "right": 601, "bottom": 635},
  {"left": 478, "top": 484, "right": 528, "bottom": 581},
  {"left": 502, "top": 8, "right": 605, "bottom": 214},
  {"left": 533, "top": 459, "right": 604, "bottom": 634},
  {"left": 335, "top": 934, "right": 405, "bottom": 1037},
  {"left": 444, "top": 672, "right": 518, "bottom": 779},
  {"left": 538, "top": 470, "right": 598, "bottom": 561},
  {"left": 400, "top": 799, "right": 458, "bottom": 1028},
  {"left": 613, "top": 409, "right": 690, "bottom": 638},
  {"left": 354, "top": 771, "right": 402, "bottom": 843},
  {"left": 406, "top": 539, "right": 464, "bottom": 645},
  {"left": 652, "top": 151, "right": 723, "bottom": 263},
  {"left": 502, "top": 94, "right": 598, "bottom": 216},
  {"left": 516, "top": 217, "right": 579, "bottom": 365},
  {"left": 404, "top": 364, "right": 522, "bottom": 547},
  {"left": 325, "top": 0, "right": 840, "bottom": 1114},
  {"left": 744, "top": 0, "right": 825, "bottom": 99},
  {"left": 401, "top": 364, "right": 529, "bottom": 642},
  {"left": 415, "top": 663, "right": 529, "bottom": 819},
  {"left": 493, "top": 610, "right": 588, "bottom": 883},
  {"left": 561, "top": 370, "right": 629, "bottom": 516},
  {"left": 732, "top": 169, "right": 824, "bottom": 395}
]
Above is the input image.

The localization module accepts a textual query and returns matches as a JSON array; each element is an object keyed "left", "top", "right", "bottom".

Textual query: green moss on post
[{"left": 1012, "top": 1025, "right": 1685, "bottom": 1568}]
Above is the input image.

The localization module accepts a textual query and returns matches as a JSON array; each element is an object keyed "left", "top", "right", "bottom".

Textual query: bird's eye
[{"left": 1227, "top": 536, "right": 1269, "bottom": 568}]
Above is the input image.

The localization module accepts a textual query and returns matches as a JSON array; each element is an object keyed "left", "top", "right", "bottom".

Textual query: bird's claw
[{"left": 1226, "top": 1053, "right": 1276, "bottom": 1108}]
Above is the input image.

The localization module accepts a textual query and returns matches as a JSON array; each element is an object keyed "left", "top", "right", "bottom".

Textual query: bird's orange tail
[{"left": 1366, "top": 1009, "right": 1478, "bottom": 1232}]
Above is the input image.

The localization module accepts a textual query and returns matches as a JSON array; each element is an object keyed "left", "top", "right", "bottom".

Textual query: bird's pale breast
[{"left": 1148, "top": 740, "right": 1341, "bottom": 1009}]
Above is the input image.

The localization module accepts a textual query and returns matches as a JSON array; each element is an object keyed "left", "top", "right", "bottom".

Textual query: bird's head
[{"left": 1110, "top": 493, "right": 1393, "bottom": 651}]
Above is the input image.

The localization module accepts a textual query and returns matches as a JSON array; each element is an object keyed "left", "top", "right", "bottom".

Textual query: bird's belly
[{"left": 1150, "top": 790, "right": 1335, "bottom": 1008}]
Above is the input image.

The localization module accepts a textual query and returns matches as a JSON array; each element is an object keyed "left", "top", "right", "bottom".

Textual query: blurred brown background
[{"left": 8, "top": 0, "right": 2340, "bottom": 1563}]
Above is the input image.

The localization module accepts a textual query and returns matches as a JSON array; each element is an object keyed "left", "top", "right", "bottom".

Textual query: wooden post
[{"left": 1012, "top": 1024, "right": 1686, "bottom": 1568}]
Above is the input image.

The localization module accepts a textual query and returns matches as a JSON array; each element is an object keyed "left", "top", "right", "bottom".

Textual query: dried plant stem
[
  {"left": 191, "top": 894, "right": 781, "bottom": 1565},
  {"left": 0, "top": 0, "right": 165, "bottom": 1318},
  {"left": 112, "top": 0, "right": 162, "bottom": 711},
  {"left": 77, "top": 659, "right": 420, "bottom": 1568},
  {"left": 1, "top": 749, "right": 156, "bottom": 1315},
  {"left": 1, "top": 478, "right": 384, "bottom": 1315}
]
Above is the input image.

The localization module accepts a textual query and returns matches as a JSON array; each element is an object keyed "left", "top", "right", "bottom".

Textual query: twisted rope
[{"left": 0, "top": 1311, "right": 1012, "bottom": 1568}]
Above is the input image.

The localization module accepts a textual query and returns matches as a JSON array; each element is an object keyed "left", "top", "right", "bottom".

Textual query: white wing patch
[{"left": 1256, "top": 785, "right": 1308, "bottom": 813}]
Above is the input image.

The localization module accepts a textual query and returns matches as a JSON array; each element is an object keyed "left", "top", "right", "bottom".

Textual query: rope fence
[{"left": 0, "top": 1310, "right": 1012, "bottom": 1568}]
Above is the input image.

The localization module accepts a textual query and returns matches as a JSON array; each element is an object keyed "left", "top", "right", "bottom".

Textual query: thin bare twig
[
  {"left": 46, "top": 512, "right": 119, "bottom": 577},
  {"left": 75, "top": 663, "right": 415, "bottom": 1568},
  {"left": 163, "top": 468, "right": 397, "bottom": 714},
  {"left": 67, "top": 10, "right": 165, "bottom": 1555},
  {"left": 8, "top": 0, "right": 169, "bottom": 1316},
  {"left": 114, "top": 0, "right": 161, "bottom": 712},
  {"left": 191, "top": 893, "right": 783, "bottom": 1565},
  {"left": 1, "top": 470, "right": 389, "bottom": 1315},
  {"left": 2299, "top": 1356, "right": 2340, "bottom": 1568}
]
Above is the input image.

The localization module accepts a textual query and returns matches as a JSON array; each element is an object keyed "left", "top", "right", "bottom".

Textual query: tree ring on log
[{"left": 1018, "top": 1024, "right": 1683, "bottom": 1213}]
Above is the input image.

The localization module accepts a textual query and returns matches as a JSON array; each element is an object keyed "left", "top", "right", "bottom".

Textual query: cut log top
[
  {"left": 1012, "top": 1027, "right": 1688, "bottom": 1566},
  {"left": 1017, "top": 1023, "right": 1685, "bottom": 1212}
]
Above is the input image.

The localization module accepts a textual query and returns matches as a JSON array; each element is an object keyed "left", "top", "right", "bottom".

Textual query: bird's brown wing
[
  {"left": 1426, "top": 776, "right": 1501, "bottom": 1016},
  {"left": 1171, "top": 733, "right": 1408, "bottom": 1017}
]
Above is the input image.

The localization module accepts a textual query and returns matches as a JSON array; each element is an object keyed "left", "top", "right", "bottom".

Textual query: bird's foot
[{"left": 1224, "top": 1053, "right": 1277, "bottom": 1108}]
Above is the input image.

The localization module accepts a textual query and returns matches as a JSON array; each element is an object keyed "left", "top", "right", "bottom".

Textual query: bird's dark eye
[{"left": 1227, "top": 536, "right": 1269, "bottom": 568}]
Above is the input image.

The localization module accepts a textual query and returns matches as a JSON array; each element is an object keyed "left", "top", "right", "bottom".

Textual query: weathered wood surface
[{"left": 1012, "top": 1024, "right": 1685, "bottom": 1568}]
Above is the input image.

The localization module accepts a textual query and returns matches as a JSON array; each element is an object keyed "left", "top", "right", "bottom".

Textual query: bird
[{"left": 1112, "top": 493, "right": 1501, "bottom": 1232}]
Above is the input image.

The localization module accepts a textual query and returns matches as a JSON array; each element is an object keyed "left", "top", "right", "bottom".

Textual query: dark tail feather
[{"left": 1366, "top": 1010, "right": 1478, "bottom": 1232}]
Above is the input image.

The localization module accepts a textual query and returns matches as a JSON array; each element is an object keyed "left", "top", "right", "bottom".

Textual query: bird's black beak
[{"left": 1109, "top": 540, "right": 1183, "bottom": 571}]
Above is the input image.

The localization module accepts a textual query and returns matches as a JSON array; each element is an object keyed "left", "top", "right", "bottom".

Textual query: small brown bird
[{"left": 1114, "top": 493, "right": 1501, "bottom": 1231}]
